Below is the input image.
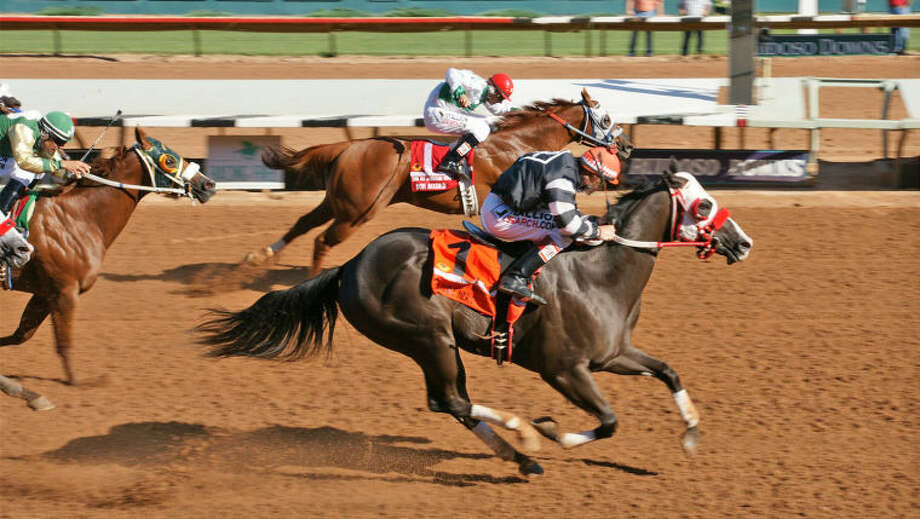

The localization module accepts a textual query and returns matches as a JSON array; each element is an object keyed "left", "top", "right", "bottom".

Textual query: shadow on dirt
[
  {"left": 16, "top": 421, "right": 528, "bottom": 486},
  {"left": 102, "top": 263, "right": 312, "bottom": 297}
]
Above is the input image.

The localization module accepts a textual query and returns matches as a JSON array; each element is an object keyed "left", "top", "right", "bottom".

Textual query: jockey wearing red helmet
[{"left": 423, "top": 68, "right": 518, "bottom": 181}]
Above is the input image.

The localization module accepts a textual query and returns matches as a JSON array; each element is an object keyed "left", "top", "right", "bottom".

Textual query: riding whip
[{"left": 78, "top": 109, "right": 123, "bottom": 162}]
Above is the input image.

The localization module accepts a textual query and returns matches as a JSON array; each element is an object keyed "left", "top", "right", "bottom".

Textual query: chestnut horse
[
  {"left": 199, "top": 164, "right": 753, "bottom": 475},
  {"left": 247, "top": 88, "right": 632, "bottom": 274},
  {"left": 0, "top": 128, "right": 217, "bottom": 385}
]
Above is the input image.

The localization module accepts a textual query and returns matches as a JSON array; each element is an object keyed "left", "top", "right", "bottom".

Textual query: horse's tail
[
  {"left": 261, "top": 142, "right": 349, "bottom": 187},
  {"left": 197, "top": 267, "right": 342, "bottom": 361}
]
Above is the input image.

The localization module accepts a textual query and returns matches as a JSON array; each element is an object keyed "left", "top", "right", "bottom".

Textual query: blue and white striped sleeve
[{"left": 545, "top": 178, "right": 598, "bottom": 240}]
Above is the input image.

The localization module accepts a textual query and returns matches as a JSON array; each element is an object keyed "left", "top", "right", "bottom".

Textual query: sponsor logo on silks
[
  {"left": 411, "top": 162, "right": 424, "bottom": 172},
  {"left": 436, "top": 261, "right": 453, "bottom": 272},
  {"left": 495, "top": 208, "right": 510, "bottom": 218},
  {"left": 458, "top": 143, "right": 472, "bottom": 155}
]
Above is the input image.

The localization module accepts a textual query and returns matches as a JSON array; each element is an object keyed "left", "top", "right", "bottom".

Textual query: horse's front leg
[
  {"left": 600, "top": 344, "right": 701, "bottom": 455},
  {"left": 0, "top": 295, "right": 50, "bottom": 346},
  {"left": 49, "top": 286, "right": 80, "bottom": 385},
  {"left": 532, "top": 362, "right": 619, "bottom": 449}
]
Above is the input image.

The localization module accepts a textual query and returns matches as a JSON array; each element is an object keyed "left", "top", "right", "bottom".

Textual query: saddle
[
  {"left": 409, "top": 140, "right": 478, "bottom": 216},
  {"left": 429, "top": 223, "right": 539, "bottom": 364}
]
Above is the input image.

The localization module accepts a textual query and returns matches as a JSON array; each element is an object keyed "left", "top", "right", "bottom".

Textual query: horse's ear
[
  {"left": 134, "top": 127, "right": 152, "bottom": 150},
  {"left": 662, "top": 156, "right": 685, "bottom": 188},
  {"left": 581, "top": 88, "right": 595, "bottom": 105}
]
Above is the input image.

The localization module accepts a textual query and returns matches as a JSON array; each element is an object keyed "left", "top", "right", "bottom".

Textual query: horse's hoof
[
  {"left": 681, "top": 426, "right": 701, "bottom": 456},
  {"left": 242, "top": 247, "right": 274, "bottom": 266},
  {"left": 517, "top": 457, "right": 544, "bottom": 476},
  {"left": 27, "top": 396, "right": 55, "bottom": 411}
]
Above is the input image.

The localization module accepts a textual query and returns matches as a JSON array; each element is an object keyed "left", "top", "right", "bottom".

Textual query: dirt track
[{"left": 1, "top": 55, "right": 919, "bottom": 518}]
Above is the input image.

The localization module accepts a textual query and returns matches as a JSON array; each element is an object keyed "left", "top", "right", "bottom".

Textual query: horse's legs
[
  {"left": 457, "top": 416, "right": 543, "bottom": 476},
  {"left": 600, "top": 344, "right": 701, "bottom": 455},
  {"left": 309, "top": 218, "right": 360, "bottom": 277},
  {"left": 0, "top": 374, "right": 54, "bottom": 411},
  {"left": 49, "top": 287, "right": 79, "bottom": 385},
  {"left": 532, "top": 362, "right": 619, "bottom": 449},
  {"left": 419, "top": 339, "right": 542, "bottom": 474},
  {"left": 0, "top": 295, "right": 51, "bottom": 346},
  {"left": 244, "top": 198, "right": 333, "bottom": 265}
]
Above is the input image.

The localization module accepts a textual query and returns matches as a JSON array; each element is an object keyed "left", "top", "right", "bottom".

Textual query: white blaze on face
[{"left": 722, "top": 218, "right": 753, "bottom": 261}]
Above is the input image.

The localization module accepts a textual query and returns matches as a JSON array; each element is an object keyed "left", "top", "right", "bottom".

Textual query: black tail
[{"left": 197, "top": 267, "right": 342, "bottom": 360}]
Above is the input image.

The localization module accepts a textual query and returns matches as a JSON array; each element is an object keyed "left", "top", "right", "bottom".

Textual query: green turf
[{"left": 0, "top": 28, "right": 912, "bottom": 57}]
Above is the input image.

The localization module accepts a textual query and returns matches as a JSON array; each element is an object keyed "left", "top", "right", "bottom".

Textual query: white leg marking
[
  {"left": 673, "top": 389, "right": 700, "bottom": 427},
  {"left": 559, "top": 430, "right": 598, "bottom": 449},
  {"left": 269, "top": 239, "right": 286, "bottom": 253}
]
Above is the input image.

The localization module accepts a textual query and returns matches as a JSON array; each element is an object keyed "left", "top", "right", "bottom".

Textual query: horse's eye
[
  {"left": 158, "top": 154, "right": 178, "bottom": 173},
  {"left": 694, "top": 199, "right": 714, "bottom": 219},
  {"left": 603, "top": 115, "right": 611, "bottom": 128}
]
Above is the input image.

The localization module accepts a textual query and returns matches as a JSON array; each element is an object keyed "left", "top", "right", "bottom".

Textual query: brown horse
[
  {"left": 0, "top": 128, "right": 217, "bottom": 385},
  {"left": 246, "top": 88, "right": 632, "bottom": 274}
]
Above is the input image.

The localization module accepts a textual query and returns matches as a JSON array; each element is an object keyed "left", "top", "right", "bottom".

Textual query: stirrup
[
  {"left": 498, "top": 283, "right": 547, "bottom": 306},
  {"left": 439, "top": 160, "right": 471, "bottom": 183}
]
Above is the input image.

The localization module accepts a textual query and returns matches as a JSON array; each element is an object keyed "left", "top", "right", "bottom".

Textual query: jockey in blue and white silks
[{"left": 481, "top": 146, "right": 621, "bottom": 305}]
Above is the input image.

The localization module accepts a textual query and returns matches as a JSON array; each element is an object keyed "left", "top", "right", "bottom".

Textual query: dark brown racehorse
[
  {"left": 246, "top": 88, "right": 633, "bottom": 275},
  {"left": 198, "top": 163, "right": 753, "bottom": 475},
  {"left": 0, "top": 128, "right": 217, "bottom": 385}
]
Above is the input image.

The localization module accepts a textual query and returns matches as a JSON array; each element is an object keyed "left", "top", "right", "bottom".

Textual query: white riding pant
[
  {"left": 480, "top": 192, "right": 572, "bottom": 250},
  {"left": 0, "top": 156, "right": 43, "bottom": 185},
  {"left": 423, "top": 105, "right": 493, "bottom": 142}
]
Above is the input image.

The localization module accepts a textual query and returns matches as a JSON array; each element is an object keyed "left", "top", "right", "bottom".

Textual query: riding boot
[
  {"left": 498, "top": 244, "right": 549, "bottom": 305},
  {"left": 491, "top": 292, "right": 512, "bottom": 365},
  {"left": 0, "top": 179, "right": 28, "bottom": 218},
  {"left": 438, "top": 133, "right": 479, "bottom": 182}
]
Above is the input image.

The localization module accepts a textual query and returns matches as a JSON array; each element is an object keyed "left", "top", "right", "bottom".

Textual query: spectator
[
  {"left": 679, "top": 0, "right": 713, "bottom": 56},
  {"left": 626, "top": 0, "right": 664, "bottom": 57},
  {"left": 890, "top": 0, "right": 912, "bottom": 55}
]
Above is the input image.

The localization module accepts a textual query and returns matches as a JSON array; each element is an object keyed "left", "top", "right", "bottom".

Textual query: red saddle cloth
[
  {"left": 430, "top": 229, "right": 527, "bottom": 358},
  {"left": 409, "top": 140, "right": 475, "bottom": 192}
]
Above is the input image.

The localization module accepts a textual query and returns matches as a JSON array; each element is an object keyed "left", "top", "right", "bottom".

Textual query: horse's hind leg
[
  {"left": 309, "top": 218, "right": 360, "bottom": 277},
  {"left": 244, "top": 198, "right": 333, "bottom": 265},
  {"left": 0, "top": 375, "right": 54, "bottom": 411},
  {"left": 0, "top": 295, "right": 50, "bottom": 346},
  {"left": 418, "top": 338, "right": 542, "bottom": 474},
  {"left": 532, "top": 363, "right": 619, "bottom": 449},
  {"left": 601, "top": 344, "right": 701, "bottom": 455}
]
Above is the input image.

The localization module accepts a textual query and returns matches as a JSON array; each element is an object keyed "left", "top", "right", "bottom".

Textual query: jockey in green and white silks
[
  {"left": 0, "top": 111, "right": 91, "bottom": 217},
  {"left": 422, "top": 68, "right": 517, "bottom": 179}
]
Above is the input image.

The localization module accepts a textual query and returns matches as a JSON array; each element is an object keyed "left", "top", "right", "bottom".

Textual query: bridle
[
  {"left": 80, "top": 144, "right": 201, "bottom": 198},
  {"left": 541, "top": 99, "right": 620, "bottom": 148},
  {"left": 610, "top": 176, "right": 731, "bottom": 260}
]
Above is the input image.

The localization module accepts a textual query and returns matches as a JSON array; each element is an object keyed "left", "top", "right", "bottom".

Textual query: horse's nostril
[{"left": 741, "top": 242, "right": 751, "bottom": 250}]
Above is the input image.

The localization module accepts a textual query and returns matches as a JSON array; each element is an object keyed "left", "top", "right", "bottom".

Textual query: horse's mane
[
  {"left": 605, "top": 177, "right": 667, "bottom": 227},
  {"left": 86, "top": 146, "right": 132, "bottom": 179},
  {"left": 492, "top": 98, "right": 579, "bottom": 133}
]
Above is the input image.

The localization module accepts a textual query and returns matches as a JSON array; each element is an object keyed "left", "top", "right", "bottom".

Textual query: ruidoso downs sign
[
  {"left": 758, "top": 33, "right": 896, "bottom": 57},
  {"left": 624, "top": 149, "right": 810, "bottom": 184}
]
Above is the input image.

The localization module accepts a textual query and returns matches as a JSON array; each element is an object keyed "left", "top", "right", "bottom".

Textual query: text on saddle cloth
[
  {"left": 409, "top": 140, "right": 475, "bottom": 192},
  {"left": 429, "top": 229, "right": 528, "bottom": 325}
]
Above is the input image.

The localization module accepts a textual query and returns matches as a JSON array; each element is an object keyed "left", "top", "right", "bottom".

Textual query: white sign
[{"left": 207, "top": 135, "right": 283, "bottom": 190}]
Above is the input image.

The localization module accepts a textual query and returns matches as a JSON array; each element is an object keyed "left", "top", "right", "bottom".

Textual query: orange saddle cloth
[{"left": 429, "top": 229, "right": 526, "bottom": 325}]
